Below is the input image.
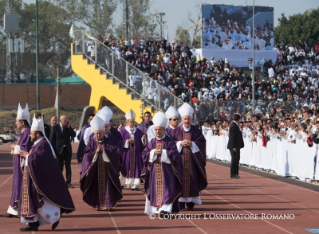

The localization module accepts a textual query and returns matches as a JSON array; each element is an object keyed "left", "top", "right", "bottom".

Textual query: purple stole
[
  {"left": 129, "top": 129, "right": 136, "bottom": 178},
  {"left": 21, "top": 147, "right": 33, "bottom": 217},
  {"left": 154, "top": 140, "right": 163, "bottom": 207},
  {"left": 182, "top": 131, "right": 191, "bottom": 198},
  {"left": 96, "top": 141, "right": 108, "bottom": 210}
]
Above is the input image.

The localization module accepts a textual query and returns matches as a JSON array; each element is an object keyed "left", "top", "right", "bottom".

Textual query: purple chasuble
[
  {"left": 9, "top": 127, "right": 32, "bottom": 209},
  {"left": 109, "top": 126, "right": 124, "bottom": 171},
  {"left": 166, "top": 126, "right": 175, "bottom": 138},
  {"left": 141, "top": 136, "right": 182, "bottom": 211},
  {"left": 18, "top": 138, "right": 75, "bottom": 218},
  {"left": 170, "top": 125, "right": 207, "bottom": 198},
  {"left": 80, "top": 136, "right": 122, "bottom": 210},
  {"left": 137, "top": 121, "right": 153, "bottom": 136},
  {"left": 119, "top": 127, "right": 145, "bottom": 179},
  {"left": 76, "top": 122, "right": 90, "bottom": 163}
]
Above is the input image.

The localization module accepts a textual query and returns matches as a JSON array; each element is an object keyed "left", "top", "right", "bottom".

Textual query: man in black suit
[
  {"left": 50, "top": 115, "right": 57, "bottom": 128},
  {"left": 227, "top": 114, "right": 244, "bottom": 179},
  {"left": 50, "top": 115, "right": 76, "bottom": 188}
]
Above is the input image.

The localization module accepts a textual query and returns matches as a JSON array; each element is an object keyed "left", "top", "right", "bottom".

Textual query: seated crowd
[{"left": 85, "top": 35, "right": 319, "bottom": 125}]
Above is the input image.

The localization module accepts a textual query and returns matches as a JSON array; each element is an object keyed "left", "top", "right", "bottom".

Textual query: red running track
[{"left": 0, "top": 142, "right": 319, "bottom": 234}]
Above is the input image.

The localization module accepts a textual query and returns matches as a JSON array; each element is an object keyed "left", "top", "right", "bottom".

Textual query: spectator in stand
[{"left": 86, "top": 31, "right": 319, "bottom": 124}]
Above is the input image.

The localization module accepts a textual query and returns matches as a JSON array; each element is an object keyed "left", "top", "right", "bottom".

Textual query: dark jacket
[
  {"left": 227, "top": 122, "right": 244, "bottom": 150},
  {"left": 44, "top": 123, "right": 51, "bottom": 139},
  {"left": 50, "top": 124, "right": 76, "bottom": 155}
]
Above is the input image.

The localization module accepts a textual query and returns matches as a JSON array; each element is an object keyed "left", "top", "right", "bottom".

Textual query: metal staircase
[{"left": 71, "top": 30, "right": 184, "bottom": 124}]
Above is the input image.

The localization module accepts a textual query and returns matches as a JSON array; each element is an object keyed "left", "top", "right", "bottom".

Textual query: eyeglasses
[{"left": 170, "top": 118, "right": 178, "bottom": 121}]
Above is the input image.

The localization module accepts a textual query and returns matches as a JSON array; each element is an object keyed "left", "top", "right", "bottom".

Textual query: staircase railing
[{"left": 72, "top": 30, "right": 184, "bottom": 113}]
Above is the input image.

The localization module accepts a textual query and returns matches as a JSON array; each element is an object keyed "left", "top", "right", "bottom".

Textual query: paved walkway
[{"left": 0, "top": 143, "right": 319, "bottom": 234}]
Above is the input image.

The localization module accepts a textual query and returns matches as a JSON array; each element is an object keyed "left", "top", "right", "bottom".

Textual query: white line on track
[
  {"left": 206, "top": 164, "right": 319, "bottom": 214},
  {"left": 0, "top": 175, "right": 13, "bottom": 188},
  {"left": 108, "top": 211, "right": 121, "bottom": 234},
  {"left": 202, "top": 189, "right": 293, "bottom": 234}
]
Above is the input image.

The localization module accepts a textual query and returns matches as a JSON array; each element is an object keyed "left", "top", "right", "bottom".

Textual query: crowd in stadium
[
  {"left": 202, "top": 15, "right": 274, "bottom": 50},
  {"left": 84, "top": 34, "right": 319, "bottom": 124}
]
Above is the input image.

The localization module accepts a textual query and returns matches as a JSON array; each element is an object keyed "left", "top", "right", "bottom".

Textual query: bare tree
[
  {"left": 56, "top": 0, "right": 117, "bottom": 38},
  {"left": 187, "top": 2, "right": 202, "bottom": 47}
]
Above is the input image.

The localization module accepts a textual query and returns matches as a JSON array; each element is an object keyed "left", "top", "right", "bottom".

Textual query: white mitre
[
  {"left": 31, "top": 114, "right": 57, "bottom": 158},
  {"left": 165, "top": 106, "right": 179, "bottom": 120},
  {"left": 96, "top": 110, "right": 111, "bottom": 124},
  {"left": 90, "top": 116, "right": 105, "bottom": 132},
  {"left": 178, "top": 103, "right": 194, "bottom": 118},
  {"left": 17, "top": 103, "right": 30, "bottom": 122},
  {"left": 31, "top": 114, "right": 44, "bottom": 132},
  {"left": 100, "top": 106, "right": 113, "bottom": 119},
  {"left": 153, "top": 112, "right": 168, "bottom": 128},
  {"left": 125, "top": 109, "right": 136, "bottom": 120}
]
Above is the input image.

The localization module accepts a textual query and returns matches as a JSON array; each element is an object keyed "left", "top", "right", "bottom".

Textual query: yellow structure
[{"left": 71, "top": 44, "right": 152, "bottom": 123}]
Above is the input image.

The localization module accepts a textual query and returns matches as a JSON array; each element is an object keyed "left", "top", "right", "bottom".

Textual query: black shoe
[
  {"left": 52, "top": 220, "right": 60, "bottom": 230},
  {"left": 121, "top": 186, "right": 124, "bottom": 189},
  {"left": 3, "top": 213, "right": 17, "bottom": 218},
  {"left": 186, "top": 202, "right": 195, "bottom": 211},
  {"left": 20, "top": 221, "right": 39, "bottom": 232},
  {"left": 179, "top": 202, "right": 185, "bottom": 210},
  {"left": 67, "top": 183, "right": 74, "bottom": 188},
  {"left": 20, "top": 226, "right": 38, "bottom": 232},
  {"left": 159, "top": 210, "right": 168, "bottom": 219},
  {"left": 107, "top": 207, "right": 114, "bottom": 211},
  {"left": 236, "top": 175, "right": 240, "bottom": 179},
  {"left": 131, "top": 188, "right": 138, "bottom": 191}
]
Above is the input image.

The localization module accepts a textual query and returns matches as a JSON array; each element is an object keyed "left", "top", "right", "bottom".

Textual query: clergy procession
[{"left": 3, "top": 102, "right": 210, "bottom": 232}]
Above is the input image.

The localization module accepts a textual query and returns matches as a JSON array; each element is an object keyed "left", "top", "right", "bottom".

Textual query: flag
[
  {"left": 85, "top": 33, "right": 96, "bottom": 40},
  {"left": 69, "top": 24, "right": 75, "bottom": 39},
  {"left": 165, "top": 30, "right": 169, "bottom": 46}
]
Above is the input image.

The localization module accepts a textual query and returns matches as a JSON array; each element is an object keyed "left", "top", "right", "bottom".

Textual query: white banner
[{"left": 204, "top": 130, "right": 318, "bottom": 181}]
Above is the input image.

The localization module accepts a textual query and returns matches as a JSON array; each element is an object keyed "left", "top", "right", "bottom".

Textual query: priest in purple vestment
[
  {"left": 142, "top": 112, "right": 182, "bottom": 217},
  {"left": 119, "top": 109, "right": 146, "bottom": 190},
  {"left": 4, "top": 103, "right": 32, "bottom": 218},
  {"left": 80, "top": 115, "right": 122, "bottom": 211},
  {"left": 76, "top": 114, "right": 95, "bottom": 163},
  {"left": 165, "top": 106, "right": 180, "bottom": 137},
  {"left": 137, "top": 111, "right": 153, "bottom": 136},
  {"left": 103, "top": 107, "right": 123, "bottom": 170},
  {"left": 18, "top": 115, "right": 75, "bottom": 232},
  {"left": 89, "top": 107, "right": 123, "bottom": 172},
  {"left": 170, "top": 103, "right": 207, "bottom": 211}
]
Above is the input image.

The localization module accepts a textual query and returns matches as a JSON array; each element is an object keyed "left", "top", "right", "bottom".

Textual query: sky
[{"left": 23, "top": 0, "right": 319, "bottom": 40}]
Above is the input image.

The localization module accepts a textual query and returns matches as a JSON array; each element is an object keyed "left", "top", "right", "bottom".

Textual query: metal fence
[
  {"left": 192, "top": 99, "right": 313, "bottom": 123},
  {"left": 73, "top": 30, "right": 184, "bottom": 114}
]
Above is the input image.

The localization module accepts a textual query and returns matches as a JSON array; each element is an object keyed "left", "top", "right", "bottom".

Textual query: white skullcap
[
  {"left": 125, "top": 109, "right": 136, "bottom": 120},
  {"left": 96, "top": 110, "right": 111, "bottom": 124},
  {"left": 165, "top": 106, "right": 179, "bottom": 120},
  {"left": 100, "top": 106, "right": 113, "bottom": 119},
  {"left": 153, "top": 112, "right": 168, "bottom": 128},
  {"left": 16, "top": 103, "right": 30, "bottom": 121},
  {"left": 31, "top": 114, "right": 44, "bottom": 132},
  {"left": 90, "top": 116, "right": 105, "bottom": 132},
  {"left": 178, "top": 103, "right": 194, "bottom": 118}
]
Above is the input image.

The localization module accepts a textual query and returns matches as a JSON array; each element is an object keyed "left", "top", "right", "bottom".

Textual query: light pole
[
  {"left": 36, "top": 0, "right": 40, "bottom": 110},
  {"left": 151, "top": 12, "right": 165, "bottom": 39},
  {"left": 252, "top": 0, "right": 255, "bottom": 114}
]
